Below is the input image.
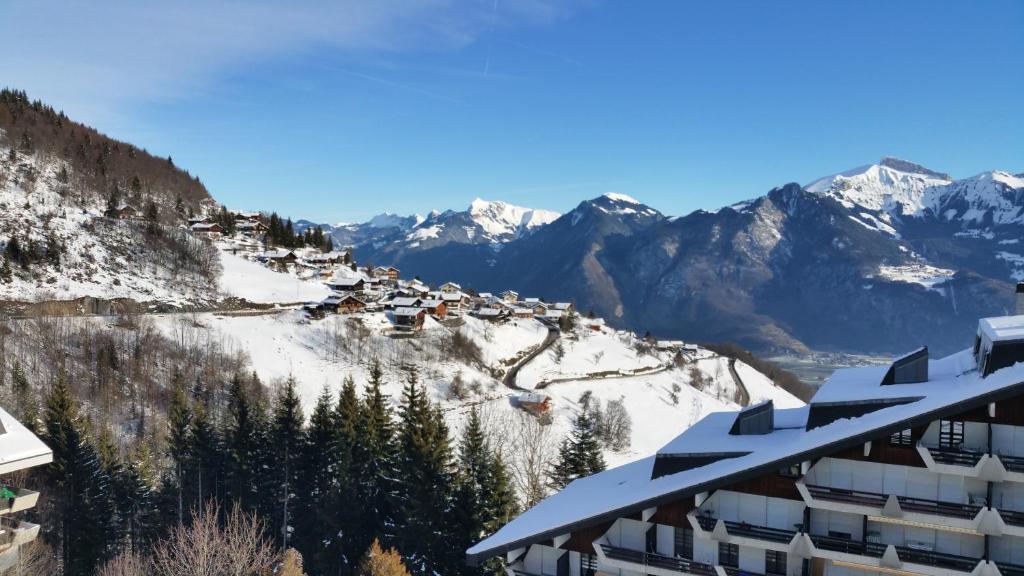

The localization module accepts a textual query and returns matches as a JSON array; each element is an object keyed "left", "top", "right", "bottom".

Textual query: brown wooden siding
[
  {"left": 831, "top": 426, "right": 928, "bottom": 467},
  {"left": 721, "top": 473, "right": 803, "bottom": 501},
  {"left": 649, "top": 498, "right": 694, "bottom": 528},
  {"left": 561, "top": 521, "right": 613, "bottom": 554}
]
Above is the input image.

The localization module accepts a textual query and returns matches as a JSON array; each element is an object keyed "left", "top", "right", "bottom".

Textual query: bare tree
[
  {"left": 4, "top": 540, "right": 58, "bottom": 576},
  {"left": 152, "top": 502, "right": 276, "bottom": 576},
  {"left": 480, "top": 406, "right": 558, "bottom": 507},
  {"left": 96, "top": 550, "right": 149, "bottom": 576}
]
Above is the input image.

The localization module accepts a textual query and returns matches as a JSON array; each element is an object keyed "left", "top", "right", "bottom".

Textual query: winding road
[
  {"left": 727, "top": 357, "right": 751, "bottom": 406},
  {"left": 502, "top": 321, "right": 560, "bottom": 390}
]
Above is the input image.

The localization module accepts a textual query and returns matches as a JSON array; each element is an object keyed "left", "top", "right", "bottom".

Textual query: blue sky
[{"left": 2, "top": 1, "right": 1022, "bottom": 223}]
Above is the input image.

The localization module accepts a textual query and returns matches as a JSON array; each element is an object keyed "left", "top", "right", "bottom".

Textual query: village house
[
  {"left": 115, "top": 203, "right": 139, "bottom": 219},
  {"left": 336, "top": 295, "right": 366, "bottom": 314},
  {"left": 418, "top": 299, "right": 447, "bottom": 319},
  {"left": 552, "top": 302, "right": 574, "bottom": 313},
  {"left": 440, "top": 291, "right": 469, "bottom": 312},
  {"left": 190, "top": 222, "right": 224, "bottom": 239},
  {"left": 499, "top": 289, "right": 519, "bottom": 303},
  {"left": 386, "top": 296, "right": 422, "bottom": 310},
  {"left": 236, "top": 220, "right": 268, "bottom": 235},
  {"left": 531, "top": 302, "right": 549, "bottom": 316},
  {"left": 472, "top": 308, "right": 506, "bottom": 322},
  {"left": 259, "top": 249, "right": 298, "bottom": 268},
  {"left": 326, "top": 277, "right": 365, "bottom": 292},
  {"left": 392, "top": 307, "right": 426, "bottom": 330},
  {"left": 233, "top": 211, "right": 261, "bottom": 222},
  {"left": 515, "top": 392, "right": 551, "bottom": 416},
  {"left": 512, "top": 307, "right": 534, "bottom": 319},
  {"left": 439, "top": 282, "right": 462, "bottom": 294}
]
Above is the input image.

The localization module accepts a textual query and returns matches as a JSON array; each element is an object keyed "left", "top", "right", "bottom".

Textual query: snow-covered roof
[
  {"left": 475, "top": 309, "right": 503, "bottom": 317},
  {"left": 0, "top": 405, "right": 52, "bottom": 475},
  {"left": 468, "top": 316, "right": 1024, "bottom": 562},
  {"left": 328, "top": 277, "right": 364, "bottom": 287},
  {"left": 440, "top": 293, "right": 464, "bottom": 302},
  {"left": 979, "top": 315, "right": 1024, "bottom": 343},
  {"left": 419, "top": 299, "right": 444, "bottom": 308},
  {"left": 191, "top": 222, "right": 221, "bottom": 231},
  {"left": 390, "top": 297, "right": 421, "bottom": 307},
  {"left": 552, "top": 302, "right": 572, "bottom": 310},
  {"left": 394, "top": 307, "right": 424, "bottom": 317}
]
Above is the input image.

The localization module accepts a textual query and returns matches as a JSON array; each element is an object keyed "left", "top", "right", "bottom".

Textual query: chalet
[
  {"left": 371, "top": 266, "right": 400, "bottom": 282},
  {"left": 655, "top": 340, "right": 686, "bottom": 351},
  {"left": 473, "top": 308, "right": 506, "bottom": 321},
  {"left": 552, "top": 302, "right": 574, "bottom": 313},
  {"left": 393, "top": 307, "right": 426, "bottom": 330},
  {"left": 512, "top": 307, "right": 534, "bottom": 319},
  {"left": 336, "top": 295, "right": 366, "bottom": 314},
  {"left": 470, "top": 314, "right": 1024, "bottom": 576},
  {"left": 260, "top": 249, "right": 298, "bottom": 266},
  {"left": 236, "top": 220, "right": 268, "bottom": 234},
  {"left": 115, "top": 203, "right": 139, "bottom": 219},
  {"left": 302, "top": 302, "right": 325, "bottom": 319},
  {"left": 515, "top": 392, "right": 551, "bottom": 416},
  {"left": 441, "top": 292, "right": 469, "bottom": 311},
  {"left": 543, "top": 309, "right": 565, "bottom": 320},
  {"left": 190, "top": 222, "right": 224, "bottom": 239},
  {"left": 500, "top": 290, "right": 519, "bottom": 303},
  {"left": 387, "top": 297, "right": 422, "bottom": 310},
  {"left": 586, "top": 317, "right": 605, "bottom": 331},
  {"left": 187, "top": 217, "right": 210, "bottom": 226},
  {"left": 326, "top": 277, "right": 365, "bottom": 292},
  {"left": 440, "top": 282, "right": 463, "bottom": 294},
  {"left": 531, "top": 302, "right": 550, "bottom": 316},
  {"left": 0, "top": 405, "right": 53, "bottom": 567},
  {"left": 418, "top": 299, "right": 447, "bottom": 318},
  {"left": 306, "top": 251, "right": 350, "bottom": 266},
  {"left": 234, "top": 211, "right": 261, "bottom": 222}
]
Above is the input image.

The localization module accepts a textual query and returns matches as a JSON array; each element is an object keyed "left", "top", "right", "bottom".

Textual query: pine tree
[
  {"left": 353, "top": 360, "right": 396, "bottom": 557},
  {"left": 395, "top": 367, "right": 456, "bottom": 575},
  {"left": 188, "top": 401, "right": 223, "bottom": 509},
  {"left": 270, "top": 376, "right": 305, "bottom": 549},
  {"left": 548, "top": 406, "right": 606, "bottom": 490},
  {"left": 120, "top": 442, "right": 160, "bottom": 553},
  {"left": 44, "top": 375, "right": 118, "bottom": 575},
  {"left": 294, "top": 386, "right": 342, "bottom": 575},
  {"left": 166, "top": 382, "right": 191, "bottom": 525},
  {"left": 223, "top": 374, "right": 270, "bottom": 513}
]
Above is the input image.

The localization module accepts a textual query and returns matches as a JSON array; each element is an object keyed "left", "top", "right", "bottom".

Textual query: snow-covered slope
[
  {"left": 467, "top": 198, "right": 560, "bottom": 239},
  {"left": 148, "top": 311, "right": 802, "bottom": 468},
  {"left": 217, "top": 250, "right": 330, "bottom": 304},
  {"left": 805, "top": 157, "right": 952, "bottom": 215}
]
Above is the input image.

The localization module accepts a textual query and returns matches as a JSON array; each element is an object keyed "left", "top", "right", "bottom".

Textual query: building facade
[
  {"left": 469, "top": 314, "right": 1024, "bottom": 576},
  {"left": 0, "top": 406, "right": 53, "bottom": 570}
]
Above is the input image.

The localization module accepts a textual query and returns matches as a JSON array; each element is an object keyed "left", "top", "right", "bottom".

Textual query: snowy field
[
  {"left": 217, "top": 250, "right": 330, "bottom": 303},
  {"left": 146, "top": 311, "right": 803, "bottom": 468}
]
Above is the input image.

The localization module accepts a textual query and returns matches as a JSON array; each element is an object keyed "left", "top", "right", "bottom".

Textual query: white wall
[
  {"left": 993, "top": 482, "right": 1024, "bottom": 511},
  {"left": 703, "top": 491, "right": 804, "bottom": 531},
  {"left": 992, "top": 424, "right": 1024, "bottom": 458},
  {"left": 809, "top": 509, "right": 862, "bottom": 540},
  {"left": 524, "top": 545, "right": 566, "bottom": 576},
  {"left": 655, "top": 524, "right": 674, "bottom": 556},
  {"left": 808, "top": 458, "right": 985, "bottom": 504},
  {"left": 989, "top": 535, "right": 1024, "bottom": 566},
  {"left": 868, "top": 521, "right": 983, "bottom": 558},
  {"left": 604, "top": 518, "right": 646, "bottom": 551}
]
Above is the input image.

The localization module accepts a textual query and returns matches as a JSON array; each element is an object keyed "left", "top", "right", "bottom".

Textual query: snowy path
[
  {"left": 726, "top": 357, "right": 751, "bottom": 406},
  {"left": 502, "top": 322, "right": 560, "bottom": 390}
]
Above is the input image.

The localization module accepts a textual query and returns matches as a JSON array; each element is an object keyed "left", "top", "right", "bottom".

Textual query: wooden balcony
[
  {"left": 803, "top": 483, "right": 983, "bottom": 522},
  {"left": 722, "top": 520, "right": 796, "bottom": 544},
  {"left": 599, "top": 544, "right": 716, "bottom": 576},
  {"left": 808, "top": 534, "right": 885, "bottom": 558},
  {"left": 894, "top": 546, "right": 979, "bottom": 573}
]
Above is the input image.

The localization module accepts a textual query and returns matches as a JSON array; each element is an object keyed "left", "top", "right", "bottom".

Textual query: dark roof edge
[{"left": 466, "top": 380, "right": 1024, "bottom": 564}]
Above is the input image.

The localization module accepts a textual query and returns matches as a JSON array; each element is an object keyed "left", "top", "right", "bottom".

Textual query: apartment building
[
  {"left": 0, "top": 405, "right": 53, "bottom": 570},
  {"left": 469, "top": 313, "right": 1024, "bottom": 576}
]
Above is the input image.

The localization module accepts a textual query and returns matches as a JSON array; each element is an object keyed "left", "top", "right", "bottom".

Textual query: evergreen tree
[
  {"left": 352, "top": 360, "right": 396, "bottom": 557},
  {"left": 166, "top": 382, "right": 191, "bottom": 525},
  {"left": 270, "top": 376, "right": 305, "bottom": 549},
  {"left": 120, "top": 442, "right": 160, "bottom": 553},
  {"left": 294, "top": 386, "right": 342, "bottom": 575},
  {"left": 548, "top": 406, "right": 606, "bottom": 490},
  {"left": 44, "top": 375, "right": 118, "bottom": 575},
  {"left": 223, "top": 374, "right": 270, "bottom": 513},
  {"left": 188, "top": 401, "right": 223, "bottom": 510},
  {"left": 395, "top": 367, "right": 456, "bottom": 575}
]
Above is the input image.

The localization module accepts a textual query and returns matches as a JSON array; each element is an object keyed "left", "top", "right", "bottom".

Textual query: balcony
[
  {"left": 722, "top": 521, "right": 796, "bottom": 544},
  {"left": 800, "top": 482, "right": 988, "bottom": 533},
  {"left": 1000, "top": 454, "right": 1024, "bottom": 474},
  {"left": 928, "top": 447, "right": 985, "bottom": 468},
  {"left": 0, "top": 488, "right": 40, "bottom": 515},
  {"left": 721, "top": 568, "right": 785, "bottom": 576},
  {"left": 916, "top": 444, "right": 1006, "bottom": 482},
  {"left": 894, "top": 546, "right": 979, "bottom": 573},
  {"left": 996, "top": 561, "right": 1024, "bottom": 576},
  {"left": 808, "top": 534, "right": 885, "bottom": 558},
  {"left": 598, "top": 543, "right": 716, "bottom": 576},
  {"left": 0, "top": 521, "right": 41, "bottom": 553}
]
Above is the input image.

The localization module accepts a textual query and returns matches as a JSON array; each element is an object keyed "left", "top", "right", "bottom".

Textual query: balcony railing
[
  {"left": 600, "top": 544, "right": 716, "bottom": 576},
  {"left": 897, "top": 495, "right": 980, "bottom": 519},
  {"left": 927, "top": 446, "right": 985, "bottom": 468},
  {"left": 722, "top": 567, "right": 785, "bottom": 576},
  {"left": 805, "top": 484, "right": 980, "bottom": 520},
  {"left": 694, "top": 513, "right": 717, "bottom": 531},
  {"left": 809, "top": 534, "right": 885, "bottom": 557},
  {"left": 806, "top": 484, "right": 887, "bottom": 507},
  {"left": 1000, "top": 508, "right": 1024, "bottom": 527},
  {"left": 996, "top": 561, "right": 1024, "bottom": 576},
  {"left": 1000, "top": 454, "right": 1024, "bottom": 474},
  {"left": 895, "top": 546, "right": 978, "bottom": 573},
  {"left": 722, "top": 520, "right": 796, "bottom": 544}
]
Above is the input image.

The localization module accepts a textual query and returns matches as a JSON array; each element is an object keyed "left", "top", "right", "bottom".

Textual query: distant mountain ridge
[{"left": 331, "top": 158, "right": 1023, "bottom": 355}]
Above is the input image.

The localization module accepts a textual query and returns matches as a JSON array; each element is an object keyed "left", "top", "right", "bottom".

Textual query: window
[
  {"left": 674, "top": 526, "right": 693, "bottom": 559},
  {"left": 939, "top": 420, "right": 964, "bottom": 449},
  {"left": 889, "top": 428, "right": 913, "bottom": 447},
  {"left": 718, "top": 542, "right": 739, "bottom": 568},
  {"left": 766, "top": 550, "right": 787, "bottom": 576},
  {"left": 580, "top": 553, "right": 598, "bottom": 576},
  {"left": 778, "top": 462, "right": 802, "bottom": 478}
]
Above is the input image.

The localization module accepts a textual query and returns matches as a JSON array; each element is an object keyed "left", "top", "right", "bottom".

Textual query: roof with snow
[
  {"left": 0, "top": 405, "right": 52, "bottom": 475},
  {"left": 390, "top": 297, "right": 421, "bottom": 307},
  {"left": 393, "top": 307, "right": 424, "bottom": 317},
  {"left": 467, "top": 314, "right": 1024, "bottom": 563}
]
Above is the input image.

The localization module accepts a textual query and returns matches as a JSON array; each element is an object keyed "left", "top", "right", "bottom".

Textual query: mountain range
[{"left": 307, "top": 158, "right": 1024, "bottom": 356}]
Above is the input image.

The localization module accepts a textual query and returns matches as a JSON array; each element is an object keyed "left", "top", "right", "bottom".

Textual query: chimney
[{"left": 1018, "top": 282, "right": 1024, "bottom": 316}]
